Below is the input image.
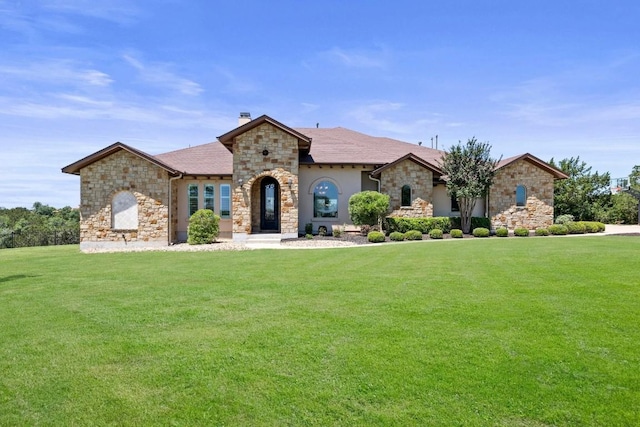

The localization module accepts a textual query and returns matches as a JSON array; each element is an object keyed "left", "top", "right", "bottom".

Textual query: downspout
[
  {"left": 368, "top": 174, "right": 381, "bottom": 192},
  {"left": 168, "top": 172, "right": 183, "bottom": 245}
]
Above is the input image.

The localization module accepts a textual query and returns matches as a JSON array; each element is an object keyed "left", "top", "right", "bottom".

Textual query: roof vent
[{"left": 238, "top": 112, "right": 251, "bottom": 126}]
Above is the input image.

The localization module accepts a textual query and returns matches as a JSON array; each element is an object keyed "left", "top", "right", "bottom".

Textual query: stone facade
[
  {"left": 231, "top": 123, "right": 299, "bottom": 239},
  {"left": 381, "top": 159, "right": 434, "bottom": 218},
  {"left": 79, "top": 150, "right": 170, "bottom": 250},
  {"left": 490, "top": 159, "right": 555, "bottom": 229}
]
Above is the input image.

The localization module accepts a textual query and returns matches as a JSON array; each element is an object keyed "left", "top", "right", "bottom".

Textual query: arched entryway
[{"left": 260, "top": 176, "right": 280, "bottom": 232}]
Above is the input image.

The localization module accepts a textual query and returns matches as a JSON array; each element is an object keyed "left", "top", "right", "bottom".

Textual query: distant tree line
[
  {"left": 550, "top": 158, "right": 639, "bottom": 224},
  {"left": 0, "top": 202, "right": 80, "bottom": 248}
]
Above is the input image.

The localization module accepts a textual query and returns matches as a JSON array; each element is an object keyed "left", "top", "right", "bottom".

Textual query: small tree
[
  {"left": 187, "top": 209, "right": 220, "bottom": 245},
  {"left": 439, "top": 138, "right": 500, "bottom": 233},
  {"left": 348, "top": 191, "right": 390, "bottom": 229}
]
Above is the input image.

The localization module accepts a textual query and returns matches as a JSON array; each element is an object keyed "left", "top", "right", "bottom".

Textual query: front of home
[{"left": 62, "top": 113, "right": 567, "bottom": 251}]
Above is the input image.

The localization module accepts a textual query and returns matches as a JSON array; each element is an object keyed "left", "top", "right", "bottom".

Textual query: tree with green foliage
[
  {"left": 439, "top": 137, "right": 500, "bottom": 234},
  {"left": 549, "top": 157, "right": 610, "bottom": 221},
  {"left": 187, "top": 209, "right": 220, "bottom": 244},
  {"left": 348, "top": 191, "right": 390, "bottom": 228}
]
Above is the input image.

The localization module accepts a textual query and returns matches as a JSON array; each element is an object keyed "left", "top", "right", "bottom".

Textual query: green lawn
[{"left": 1, "top": 237, "right": 639, "bottom": 426}]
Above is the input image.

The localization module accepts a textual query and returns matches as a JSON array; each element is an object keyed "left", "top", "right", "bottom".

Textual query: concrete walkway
[{"left": 601, "top": 224, "right": 640, "bottom": 235}]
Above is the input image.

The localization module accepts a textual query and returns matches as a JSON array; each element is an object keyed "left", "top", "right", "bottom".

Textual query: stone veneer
[
  {"left": 231, "top": 123, "right": 299, "bottom": 240},
  {"left": 490, "top": 159, "right": 555, "bottom": 229},
  {"left": 381, "top": 159, "right": 434, "bottom": 218},
  {"left": 79, "top": 150, "right": 170, "bottom": 250}
]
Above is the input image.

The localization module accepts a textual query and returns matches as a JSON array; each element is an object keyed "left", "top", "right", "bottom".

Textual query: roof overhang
[
  {"left": 217, "top": 114, "right": 312, "bottom": 155},
  {"left": 61, "top": 142, "right": 181, "bottom": 176}
]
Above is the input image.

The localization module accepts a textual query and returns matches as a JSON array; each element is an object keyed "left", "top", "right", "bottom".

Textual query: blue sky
[{"left": 1, "top": 0, "right": 639, "bottom": 208}]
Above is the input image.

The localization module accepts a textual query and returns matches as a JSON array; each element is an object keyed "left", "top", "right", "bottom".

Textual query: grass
[{"left": 1, "top": 237, "right": 639, "bottom": 426}]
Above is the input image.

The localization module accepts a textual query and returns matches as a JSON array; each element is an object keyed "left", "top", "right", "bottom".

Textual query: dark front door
[{"left": 260, "top": 177, "right": 279, "bottom": 231}]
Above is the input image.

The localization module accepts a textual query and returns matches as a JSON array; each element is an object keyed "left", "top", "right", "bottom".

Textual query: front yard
[{"left": 1, "top": 237, "right": 639, "bottom": 425}]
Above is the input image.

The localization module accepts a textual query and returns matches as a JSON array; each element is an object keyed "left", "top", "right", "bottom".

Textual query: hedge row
[{"left": 385, "top": 216, "right": 490, "bottom": 234}]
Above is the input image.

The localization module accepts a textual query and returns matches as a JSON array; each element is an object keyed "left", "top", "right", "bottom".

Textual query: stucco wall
[
  {"left": 490, "top": 159, "right": 555, "bottom": 229},
  {"left": 78, "top": 150, "right": 170, "bottom": 250},
  {"left": 231, "top": 123, "right": 299, "bottom": 239},
  {"left": 298, "top": 165, "right": 372, "bottom": 234},
  {"left": 432, "top": 185, "right": 486, "bottom": 218},
  {"left": 175, "top": 178, "right": 233, "bottom": 241},
  {"left": 381, "top": 160, "right": 434, "bottom": 218}
]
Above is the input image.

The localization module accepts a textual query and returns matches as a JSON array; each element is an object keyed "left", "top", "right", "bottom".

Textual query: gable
[{"left": 62, "top": 142, "right": 179, "bottom": 176}]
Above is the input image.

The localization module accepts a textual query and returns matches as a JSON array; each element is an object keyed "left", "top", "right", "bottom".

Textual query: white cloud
[
  {"left": 123, "top": 54, "right": 203, "bottom": 96},
  {"left": 0, "top": 60, "right": 113, "bottom": 87}
]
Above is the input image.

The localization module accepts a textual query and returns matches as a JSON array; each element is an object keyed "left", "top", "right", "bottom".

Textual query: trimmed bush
[
  {"left": 367, "top": 231, "right": 386, "bottom": 243},
  {"left": 548, "top": 224, "right": 568, "bottom": 235},
  {"left": 385, "top": 217, "right": 453, "bottom": 234},
  {"left": 389, "top": 231, "right": 405, "bottom": 241},
  {"left": 429, "top": 229, "right": 444, "bottom": 239},
  {"left": 566, "top": 221, "right": 586, "bottom": 234},
  {"left": 450, "top": 229, "right": 463, "bottom": 238},
  {"left": 404, "top": 230, "right": 423, "bottom": 241},
  {"left": 555, "top": 214, "right": 575, "bottom": 224},
  {"left": 535, "top": 227, "right": 549, "bottom": 236},
  {"left": 305, "top": 223, "right": 313, "bottom": 235},
  {"left": 582, "top": 221, "right": 602, "bottom": 233},
  {"left": 187, "top": 209, "right": 220, "bottom": 245},
  {"left": 332, "top": 226, "right": 343, "bottom": 238},
  {"left": 596, "top": 222, "right": 606, "bottom": 232},
  {"left": 495, "top": 227, "right": 509, "bottom": 237},
  {"left": 472, "top": 227, "right": 490, "bottom": 237},
  {"left": 349, "top": 191, "right": 390, "bottom": 227},
  {"left": 514, "top": 227, "right": 529, "bottom": 237},
  {"left": 305, "top": 233, "right": 314, "bottom": 239}
]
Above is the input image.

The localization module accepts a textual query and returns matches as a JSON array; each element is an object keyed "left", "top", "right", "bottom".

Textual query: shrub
[
  {"left": 385, "top": 217, "right": 453, "bottom": 234},
  {"left": 472, "top": 227, "right": 490, "bottom": 237},
  {"left": 450, "top": 217, "right": 491, "bottom": 231},
  {"left": 187, "top": 209, "right": 220, "bottom": 245},
  {"left": 566, "top": 221, "right": 586, "bottom": 234},
  {"left": 349, "top": 191, "right": 390, "bottom": 227},
  {"left": 548, "top": 224, "right": 568, "bottom": 235},
  {"left": 367, "top": 231, "right": 386, "bottom": 243},
  {"left": 305, "top": 223, "right": 313, "bottom": 235},
  {"left": 389, "top": 231, "right": 405, "bottom": 241},
  {"left": 582, "top": 221, "right": 600, "bottom": 233},
  {"left": 450, "top": 229, "right": 463, "bottom": 238},
  {"left": 404, "top": 230, "right": 423, "bottom": 240},
  {"left": 555, "top": 214, "right": 575, "bottom": 224},
  {"left": 318, "top": 226, "right": 327, "bottom": 236},
  {"left": 429, "top": 229, "right": 443, "bottom": 239},
  {"left": 596, "top": 222, "right": 606, "bottom": 232},
  {"left": 495, "top": 227, "right": 509, "bottom": 237},
  {"left": 305, "top": 233, "right": 314, "bottom": 239},
  {"left": 514, "top": 227, "right": 529, "bottom": 237},
  {"left": 535, "top": 227, "right": 549, "bottom": 236},
  {"left": 332, "top": 225, "right": 343, "bottom": 238}
]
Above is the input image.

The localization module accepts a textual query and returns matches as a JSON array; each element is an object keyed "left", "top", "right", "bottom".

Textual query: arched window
[
  {"left": 112, "top": 191, "right": 138, "bottom": 230},
  {"left": 516, "top": 185, "right": 527, "bottom": 207},
  {"left": 313, "top": 181, "right": 338, "bottom": 218},
  {"left": 401, "top": 185, "right": 412, "bottom": 206}
]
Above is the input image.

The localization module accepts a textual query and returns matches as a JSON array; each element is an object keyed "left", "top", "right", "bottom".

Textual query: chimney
[{"left": 238, "top": 112, "right": 251, "bottom": 126}]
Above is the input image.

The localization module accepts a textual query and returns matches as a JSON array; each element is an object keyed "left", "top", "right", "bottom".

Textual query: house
[{"left": 62, "top": 113, "right": 568, "bottom": 251}]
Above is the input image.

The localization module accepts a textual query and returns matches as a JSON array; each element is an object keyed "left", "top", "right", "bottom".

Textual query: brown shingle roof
[
  {"left": 295, "top": 127, "right": 444, "bottom": 167},
  {"left": 154, "top": 141, "right": 233, "bottom": 176}
]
